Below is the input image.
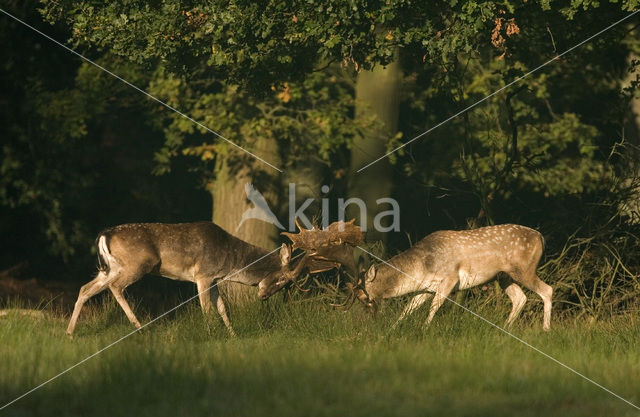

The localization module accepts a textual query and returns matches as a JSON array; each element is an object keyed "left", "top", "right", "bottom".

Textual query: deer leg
[
  {"left": 210, "top": 283, "right": 236, "bottom": 337},
  {"left": 393, "top": 293, "right": 432, "bottom": 328},
  {"left": 503, "top": 283, "right": 527, "bottom": 327},
  {"left": 518, "top": 272, "right": 553, "bottom": 331},
  {"left": 66, "top": 271, "right": 110, "bottom": 335},
  {"left": 425, "top": 276, "right": 458, "bottom": 325},
  {"left": 196, "top": 278, "right": 214, "bottom": 314},
  {"left": 535, "top": 277, "right": 553, "bottom": 331},
  {"left": 109, "top": 285, "right": 142, "bottom": 329}
]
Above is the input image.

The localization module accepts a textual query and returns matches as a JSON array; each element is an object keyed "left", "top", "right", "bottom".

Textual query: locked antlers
[{"left": 281, "top": 219, "right": 363, "bottom": 274}]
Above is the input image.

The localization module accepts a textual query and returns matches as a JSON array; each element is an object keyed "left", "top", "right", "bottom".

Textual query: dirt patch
[{"left": 0, "top": 263, "right": 77, "bottom": 309}]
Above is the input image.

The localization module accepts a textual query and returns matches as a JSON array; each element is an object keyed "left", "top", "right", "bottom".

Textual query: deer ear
[
  {"left": 365, "top": 265, "right": 376, "bottom": 281},
  {"left": 280, "top": 243, "right": 292, "bottom": 265}
]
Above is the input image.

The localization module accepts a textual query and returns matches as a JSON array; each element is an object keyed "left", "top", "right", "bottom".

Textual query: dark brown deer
[
  {"left": 66, "top": 222, "right": 309, "bottom": 336},
  {"left": 353, "top": 224, "right": 553, "bottom": 330}
]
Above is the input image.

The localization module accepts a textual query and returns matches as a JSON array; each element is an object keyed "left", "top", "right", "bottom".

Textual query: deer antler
[
  {"left": 281, "top": 219, "right": 363, "bottom": 275},
  {"left": 281, "top": 218, "right": 363, "bottom": 250},
  {"left": 329, "top": 281, "right": 357, "bottom": 309}
]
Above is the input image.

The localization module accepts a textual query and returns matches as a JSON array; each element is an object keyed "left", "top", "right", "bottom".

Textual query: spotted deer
[
  {"left": 66, "top": 222, "right": 310, "bottom": 336},
  {"left": 353, "top": 224, "right": 553, "bottom": 330}
]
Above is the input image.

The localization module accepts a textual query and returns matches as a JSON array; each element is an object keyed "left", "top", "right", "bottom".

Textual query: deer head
[
  {"left": 257, "top": 243, "right": 308, "bottom": 299},
  {"left": 353, "top": 265, "right": 377, "bottom": 307},
  {"left": 334, "top": 265, "right": 375, "bottom": 311}
]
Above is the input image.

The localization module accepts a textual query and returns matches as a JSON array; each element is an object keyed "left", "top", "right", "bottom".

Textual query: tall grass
[{"left": 0, "top": 294, "right": 638, "bottom": 417}]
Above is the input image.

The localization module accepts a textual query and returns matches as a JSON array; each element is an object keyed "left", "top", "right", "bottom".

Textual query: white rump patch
[{"left": 98, "top": 235, "right": 120, "bottom": 273}]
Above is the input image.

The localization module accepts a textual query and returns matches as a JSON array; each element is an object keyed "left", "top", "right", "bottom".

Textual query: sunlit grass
[{"left": 0, "top": 295, "right": 638, "bottom": 416}]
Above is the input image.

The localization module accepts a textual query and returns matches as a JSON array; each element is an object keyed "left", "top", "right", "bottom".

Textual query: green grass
[{"left": 0, "top": 295, "right": 639, "bottom": 417}]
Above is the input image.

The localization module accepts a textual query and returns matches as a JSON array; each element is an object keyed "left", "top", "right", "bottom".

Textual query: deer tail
[
  {"left": 537, "top": 231, "right": 546, "bottom": 266},
  {"left": 96, "top": 234, "right": 111, "bottom": 274}
]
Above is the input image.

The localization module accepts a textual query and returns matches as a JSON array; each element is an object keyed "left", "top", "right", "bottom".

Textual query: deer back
[
  {"left": 99, "top": 222, "right": 280, "bottom": 284},
  {"left": 365, "top": 224, "right": 544, "bottom": 299}
]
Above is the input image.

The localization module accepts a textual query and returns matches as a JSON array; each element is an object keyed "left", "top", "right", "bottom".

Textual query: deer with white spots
[{"left": 352, "top": 224, "right": 553, "bottom": 330}]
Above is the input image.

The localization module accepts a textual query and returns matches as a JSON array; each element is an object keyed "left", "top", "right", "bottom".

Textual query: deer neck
[
  {"left": 229, "top": 247, "right": 281, "bottom": 285},
  {"left": 366, "top": 248, "right": 430, "bottom": 300},
  {"left": 362, "top": 263, "right": 395, "bottom": 300}
]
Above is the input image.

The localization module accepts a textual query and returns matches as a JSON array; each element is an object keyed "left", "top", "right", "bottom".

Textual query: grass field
[{"left": 0, "top": 294, "right": 639, "bottom": 417}]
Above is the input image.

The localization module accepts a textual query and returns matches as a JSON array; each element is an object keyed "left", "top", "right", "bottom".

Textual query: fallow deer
[
  {"left": 352, "top": 224, "right": 553, "bottom": 330},
  {"left": 66, "top": 222, "right": 309, "bottom": 336}
]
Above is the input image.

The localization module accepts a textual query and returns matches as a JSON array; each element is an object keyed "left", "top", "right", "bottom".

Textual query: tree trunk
[
  {"left": 348, "top": 59, "right": 401, "bottom": 245},
  {"left": 211, "top": 136, "right": 281, "bottom": 304},
  {"left": 623, "top": 52, "right": 640, "bottom": 146},
  {"left": 284, "top": 160, "right": 325, "bottom": 227},
  {"left": 622, "top": 52, "right": 640, "bottom": 218}
]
